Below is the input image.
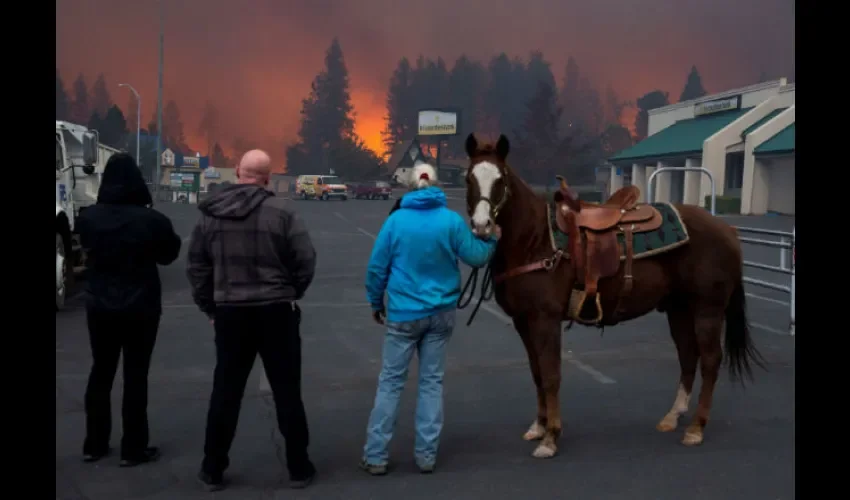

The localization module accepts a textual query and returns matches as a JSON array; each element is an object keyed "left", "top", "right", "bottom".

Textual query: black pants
[
  {"left": 202, "top": 302, "right": 313, "bottom": 478},
  {"left": 83, "top": 309, "right": 160, "bottom": 459}
]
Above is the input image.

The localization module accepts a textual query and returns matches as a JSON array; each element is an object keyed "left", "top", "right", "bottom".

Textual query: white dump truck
[{"left": 55, "top": 120, "right": 122, "bottom": 310}]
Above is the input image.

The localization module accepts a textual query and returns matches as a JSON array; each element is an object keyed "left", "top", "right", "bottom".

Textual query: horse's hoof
[
  {"left": 523, "top": 422, "right": 545, "bottom": 441},
  {"left": 681, "top": 430, "right": 704, "bottom": 446},
  {"left": 656, "top": 415, "right": 678, "bottom": 433},
  {"left": 532, "top": 444, "right": 557, "bottom": 459}
]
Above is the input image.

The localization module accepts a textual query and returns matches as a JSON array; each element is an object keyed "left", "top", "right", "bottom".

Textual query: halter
[{"left": 471, "top": 165, "right": 510, "bottom": 219}]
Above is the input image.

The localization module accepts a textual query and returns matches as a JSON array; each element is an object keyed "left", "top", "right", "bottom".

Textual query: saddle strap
[
  {"left": 611, "top": 226, "right": 635, "bottom": 323},
  {"left": 493, "top": 250, "right": 565, "bottom": 285}
]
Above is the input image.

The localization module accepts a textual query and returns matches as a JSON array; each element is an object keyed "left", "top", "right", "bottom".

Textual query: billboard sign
[{"left": 418, "top": 109, "right": 460, "bottom": 136}]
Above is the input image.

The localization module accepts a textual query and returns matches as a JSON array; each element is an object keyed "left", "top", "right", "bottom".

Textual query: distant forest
[{"left": 57, "top": 37, "right": 713, "bottom": 184}]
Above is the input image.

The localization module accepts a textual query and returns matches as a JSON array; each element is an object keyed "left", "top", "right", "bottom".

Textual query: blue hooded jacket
[{"left": 365, "top": 187, "right": 498, "bottom": 323}]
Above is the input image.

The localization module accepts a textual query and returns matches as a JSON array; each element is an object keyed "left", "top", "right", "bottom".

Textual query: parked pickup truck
[{"left": 350, "top": 180, "right": 392, "bottom": 200}]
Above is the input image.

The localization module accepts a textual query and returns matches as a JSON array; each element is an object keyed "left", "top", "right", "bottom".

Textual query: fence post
[
  {"left": 780, "top": 236, "right": 789, "bottom": 270},
  {"left": 789, "top": 227, "right": 795, "bottom": 336}
]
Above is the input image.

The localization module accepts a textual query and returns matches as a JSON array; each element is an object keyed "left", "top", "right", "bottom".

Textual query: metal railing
[
  {"left": 736, "top": 226, "right": 795, "bottom": 336},
  {"left": 646, "top": 166, "right": 716, "bottom": 215},
  {"left": 645, "top": 169, "right": 795, "bottom": 336}
]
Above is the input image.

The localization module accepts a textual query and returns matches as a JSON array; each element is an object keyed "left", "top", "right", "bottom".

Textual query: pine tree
[
  {"left": 90, "top": 73, "right": 113, "bottom": 118},
  {"left": 382, "top": 57, "right": 415, "bottom": 154},
  {"left": 163, "top": 100, "right": 188, "bottom": 153},
  {"left": 446, "top": 55, "right": 486, "bottom": 157},
  {"left": 56, "top": 69, "right": 69, "bottom": 120},
  {"left": 634, "top": 90, "right": 670, "bottom": 141},
  {"left": 514, "top": 82, "right": 561, "bottom": 182},
  {"left": 70, "top": 74, "right": 90, "bottom": 125},
  {"left": 287, "top": 37, "right": 357, "bottom": 174},
  {"left": 198, "top": 100, "right": 220, "bottom": 157},
  {"left": 679, "top": 66, "right": 707, "bottom": 102}
]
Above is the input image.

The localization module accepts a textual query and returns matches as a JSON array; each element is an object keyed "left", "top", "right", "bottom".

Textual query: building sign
[
  {"left": 204, "top": 167, "right": 221, "bottom": 179},
  {"left": 182, "top": 156, "right": 200, "bottom": 168},
  {"left": 170, "top": 172, "right": 198, "bottom": 191},
  {"left": 694, "top": 96, "right": 741, "bottom": 117},
  {"left": 418, "top": 109, "right": 459, "bottom": 136}
]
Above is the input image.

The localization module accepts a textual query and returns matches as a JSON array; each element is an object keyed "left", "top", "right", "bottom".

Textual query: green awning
[
  {"left": 609, "top": 107, "right": 753, "bottom": 163},
  {"left": 741, "top": 108, "right": 787, "bottom": 138},
  {"left": 754, "top": 123, "right": 794, "bottom": 156}
]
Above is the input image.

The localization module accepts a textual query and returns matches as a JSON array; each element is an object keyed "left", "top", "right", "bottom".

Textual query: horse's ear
[
  {"left": 496, "top": 134, "right": 510, "bottom": 160},
  {"left": 465, "top": 133, "right": 478, "bottom": 158}
]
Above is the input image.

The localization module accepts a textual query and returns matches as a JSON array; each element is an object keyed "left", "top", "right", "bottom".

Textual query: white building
[{"left": 608, "top": 79, "right": 795, "bottom": 215}]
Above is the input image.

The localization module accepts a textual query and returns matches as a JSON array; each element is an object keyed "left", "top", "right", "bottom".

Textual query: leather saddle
[{"left": 552, "top": 176, "right": 663, "bottom": 325}]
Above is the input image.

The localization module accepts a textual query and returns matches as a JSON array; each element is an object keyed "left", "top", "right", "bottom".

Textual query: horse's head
[{"left": 465, "top": 133, "right": 511, "bottom": 237}]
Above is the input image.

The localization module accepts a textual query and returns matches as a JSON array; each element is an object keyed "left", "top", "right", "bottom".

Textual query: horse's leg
[
  {"left": 515, "top": 317, "right": 546, "bottom": 441},
  {"left": 657, "top": 306, "right": 699, "bottom": 432},
  {"left": 529, "top": 315, "right": 563, "bottom": 459},
  {"left": 682, "top": 308, "right": 724, "bottom": 446}
]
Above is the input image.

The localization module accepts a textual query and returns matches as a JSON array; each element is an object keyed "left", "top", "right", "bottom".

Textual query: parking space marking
[
  {"left": 334, "top": 211, "right": 379, "bottom": 240},
  {"left": 746, "top": 292, "right": 790, "bottom": 307},
  {"left": 750, "top": 322, "right": 792, "bottom": 336}
]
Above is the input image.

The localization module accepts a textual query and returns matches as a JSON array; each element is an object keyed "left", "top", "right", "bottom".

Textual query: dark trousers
[
  {"left": 202, "top": 302, "right": 313, "bottom": 478},
  {"left": 83, "top": 309, "right": 160, "bottom": 458}
]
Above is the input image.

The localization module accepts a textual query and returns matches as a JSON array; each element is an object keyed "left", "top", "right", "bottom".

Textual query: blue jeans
[{"left": 362, "top": 310, "right": 456, "bottom": 467}]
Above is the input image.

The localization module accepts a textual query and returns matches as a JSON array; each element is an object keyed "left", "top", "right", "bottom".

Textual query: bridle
[{"left": 468, "top": 160, "right": 511, "bottom": 221}]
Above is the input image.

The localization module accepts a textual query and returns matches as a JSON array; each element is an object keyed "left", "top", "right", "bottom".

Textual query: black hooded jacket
[{"left": 77, "top": 154, "right": 182, "bottom": 314}]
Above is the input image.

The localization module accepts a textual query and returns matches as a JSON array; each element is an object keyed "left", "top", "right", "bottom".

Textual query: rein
[{"left": 456, "top": 261, "right": 495, "bottom": 326}]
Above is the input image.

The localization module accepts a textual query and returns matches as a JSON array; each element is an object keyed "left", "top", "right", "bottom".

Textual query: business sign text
[
  {"left": 418, "top": 110, "right": 459, "bottom": 136},
  {"left": 694, "top": 96, "right": 741, "bottom": 117}
]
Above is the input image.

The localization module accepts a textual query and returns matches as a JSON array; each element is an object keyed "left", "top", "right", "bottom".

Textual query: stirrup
[{"left": 568, "top": 289, "right": 603, "bottom": 325}]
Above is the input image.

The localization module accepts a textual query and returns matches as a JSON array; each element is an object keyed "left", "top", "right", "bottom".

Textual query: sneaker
[
  {"left": 289, "top": 469, "right": 316, "bottom": 489},
  {"left": 288, "top": 460, "right": 316, "bottom": 489},
  {"left": 359, "top": 459, "right": 388, "bottom": 476},
  {"left": 197, "top": 470, "right": 227, "bottom": 492},
  {"left": 418, "top": 462, "right": 436, "bottom": 474},
  {"left": 119, "top": 446, "right": 161, "bottom": 467},
  {"left": 82, "top": 448, "right": 110, "bottom": 463}
]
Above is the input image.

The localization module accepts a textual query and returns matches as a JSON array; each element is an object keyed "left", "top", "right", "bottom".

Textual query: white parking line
[
  {"left": 750, "top": 322, "right": 792, "bottom": 336},
  {"left": 745, "top": 292, "right": 790, "bottom": 307},
  {"left": 335, "top": 211, "right": 379, "bottom": 240},
  {"left": 357, "top": 227, "right": 377, "bottom": 239}
]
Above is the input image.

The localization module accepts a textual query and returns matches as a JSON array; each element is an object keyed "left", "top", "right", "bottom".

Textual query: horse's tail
[{"left": 724, "top": 279, "right": 767, "bottom": 384}]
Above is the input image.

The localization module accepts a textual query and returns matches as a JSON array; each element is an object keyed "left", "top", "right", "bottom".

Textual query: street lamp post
[
  {"left": 118, "top": 83, "right": 141, "bottom": 169},
  {"left": 155, "top": 0, "right": 165, "bottom": 201}
]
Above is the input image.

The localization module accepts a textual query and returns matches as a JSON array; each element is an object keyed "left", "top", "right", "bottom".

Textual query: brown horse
[{"left": 463, "top": 133, "right": 764, "bottom": 459}]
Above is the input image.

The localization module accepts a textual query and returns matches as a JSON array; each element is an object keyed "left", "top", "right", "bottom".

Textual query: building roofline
[{"left": 648, "top": 78, "right": 788, "bottom": 116}]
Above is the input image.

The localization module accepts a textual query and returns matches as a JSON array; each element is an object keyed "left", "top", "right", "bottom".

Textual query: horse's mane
[{"left": 498, "top": 161, "right": 552, "bottom": 259}]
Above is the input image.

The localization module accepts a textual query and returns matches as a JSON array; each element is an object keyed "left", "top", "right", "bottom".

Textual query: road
[{"left": 55, "top": 194, "right": 795, "bottom": 500}]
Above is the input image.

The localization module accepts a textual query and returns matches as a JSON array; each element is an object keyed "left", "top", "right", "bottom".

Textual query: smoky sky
[{"left": 56, "top": 0, "right": 794, "bottom": 158}]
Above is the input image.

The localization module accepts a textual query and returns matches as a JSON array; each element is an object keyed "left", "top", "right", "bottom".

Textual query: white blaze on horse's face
[{"left": 470, "top": 161, "right": 501, "bottom": 236}]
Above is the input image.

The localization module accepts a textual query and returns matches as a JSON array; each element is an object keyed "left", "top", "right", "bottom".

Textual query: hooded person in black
[{"left": 76, "top": 153, "right": 181, "bottom": 466}]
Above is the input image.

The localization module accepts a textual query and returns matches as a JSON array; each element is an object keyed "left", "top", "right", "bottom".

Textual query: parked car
[{"left": 351, "top": 180, "right": 393, "bottom": 200}]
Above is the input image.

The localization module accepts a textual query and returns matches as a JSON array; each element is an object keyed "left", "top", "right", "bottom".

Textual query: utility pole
[{"left": 154, "top": 0, "right": 165, "bottom": 202}]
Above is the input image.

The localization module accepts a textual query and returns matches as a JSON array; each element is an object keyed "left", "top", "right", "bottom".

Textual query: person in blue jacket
[{"left": 361, "top": 180, "right": 499, "bottom": 475}]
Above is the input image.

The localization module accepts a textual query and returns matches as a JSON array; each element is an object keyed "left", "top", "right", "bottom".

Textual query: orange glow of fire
[{"left": 351, "top": 90, "right": 387, "bottom": 158}]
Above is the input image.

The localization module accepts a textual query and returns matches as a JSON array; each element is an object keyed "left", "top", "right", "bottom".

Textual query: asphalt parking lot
[{"left": 55, "top": 192, "right": 795, "bottom": 500}]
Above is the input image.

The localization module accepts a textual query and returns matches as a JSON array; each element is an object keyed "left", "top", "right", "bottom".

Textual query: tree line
[
  {"left": 382, "top": 53, "right": 709, "bottom": 185},
  {"left": 56, "top": 70, "right": 234, "bottom": 179},
  {"left": 58, "top": 44, "right": 712, "bottom": 183}
]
